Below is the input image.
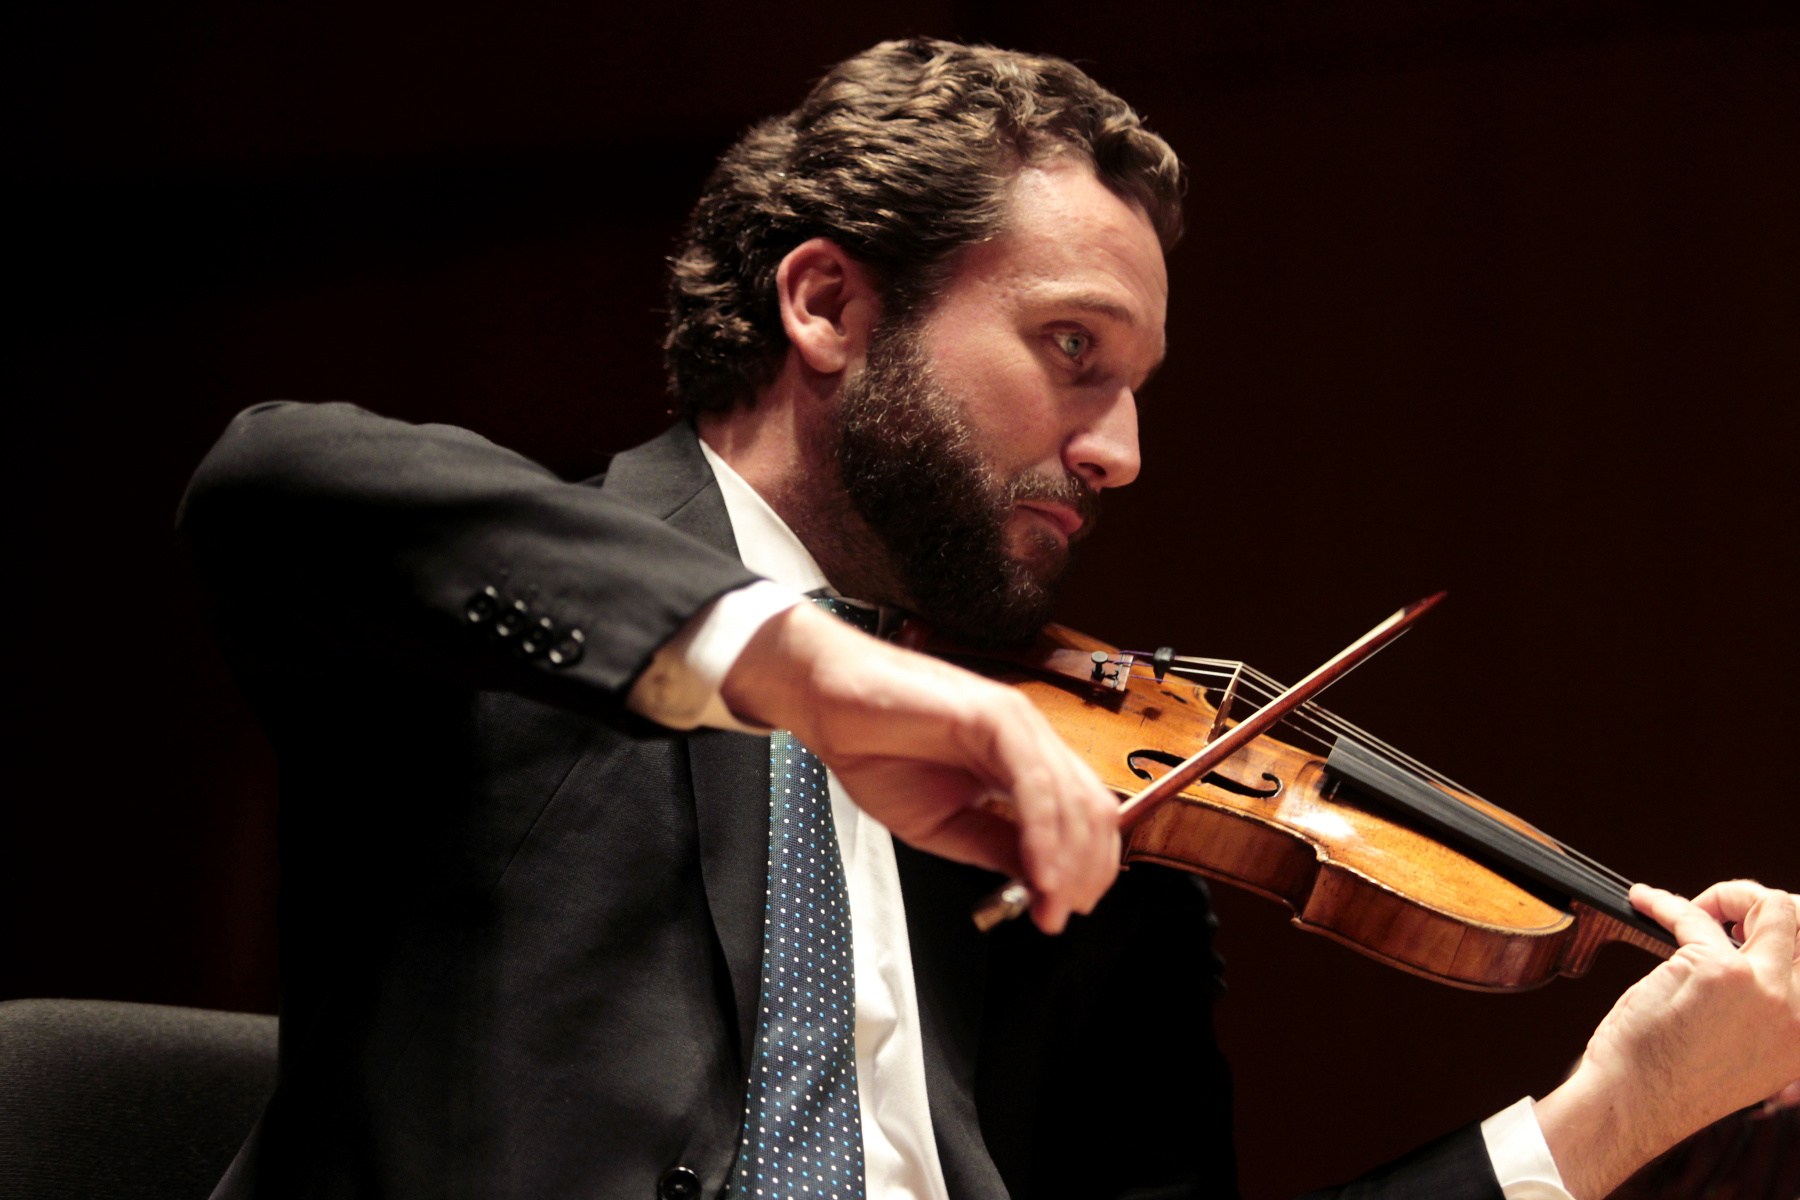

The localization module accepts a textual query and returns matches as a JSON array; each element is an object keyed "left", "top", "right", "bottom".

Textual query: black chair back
[{"left": 0, "top": 999, "right": 275, "bottom": 1200}]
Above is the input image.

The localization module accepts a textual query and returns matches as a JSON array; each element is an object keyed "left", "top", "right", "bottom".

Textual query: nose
[{"left": 1064, "top": 386, "right": 1141, "bottom": 490}]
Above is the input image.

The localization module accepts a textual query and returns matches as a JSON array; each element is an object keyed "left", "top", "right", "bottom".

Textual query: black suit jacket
[{"left": 182, "top": 402, "right": 1500, "bottom": 1200}]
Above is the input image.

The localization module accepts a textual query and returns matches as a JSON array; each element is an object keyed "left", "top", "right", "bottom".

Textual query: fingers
[
  {"left": 958, "top": 691, "right": 1119, "bottom": 932},
  {"left": 1631, "top": 883, "right": 1741, "bottom": 951},
  {"left": 1635, "top": 881, "right": 1800, "bottom": 968},
  {"left": 842, "top": 740, "right": 1109, "bottom": 935},
  {"left": 1690, "top": 878, "right": 1794, "bottom": 928},
  {"left": 1031, "top": 889, "right": 1074, "bottom": 936},
  {"left": 838, "top": 733, "right": 1118, "bottom": 934},
  {"left": 1737, "top": 887, "right": 1800, "bottom": 975},
  {"left": 947, "top": 701, "right": 1120, "bottom": 928}
]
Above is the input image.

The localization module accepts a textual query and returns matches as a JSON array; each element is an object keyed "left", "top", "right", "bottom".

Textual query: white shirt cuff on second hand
[
  {"left": 1481, "top": 1096, "right": 1574, "bottom": 1200},
  {"left": 626, "top": 580, "right": 805, "bottom": 734}
]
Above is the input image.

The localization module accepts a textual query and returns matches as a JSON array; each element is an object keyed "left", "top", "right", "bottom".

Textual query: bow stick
[{"left": 972, "top": 591, "right": 1448, "bottom": 932}]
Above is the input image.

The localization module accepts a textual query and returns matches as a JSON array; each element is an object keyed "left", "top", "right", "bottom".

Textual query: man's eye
[{"left": 1053, "top": 331, "right": 1090, "bottom": 360}]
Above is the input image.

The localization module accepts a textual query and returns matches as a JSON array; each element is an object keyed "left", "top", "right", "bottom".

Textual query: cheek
[
  {"left": 948, "top": 361, "right": 1063, "bottom": 465},
  {"left": 921, "top": 314, "right": 1063, "bottom": 466},
  {"left": 982, "top": 389, "right": 1066, "bottom": 475}
]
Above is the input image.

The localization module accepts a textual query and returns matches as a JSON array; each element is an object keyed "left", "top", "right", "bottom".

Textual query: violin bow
[{"left": 972, "top": 591, "right": 1448, "bottom": 932}]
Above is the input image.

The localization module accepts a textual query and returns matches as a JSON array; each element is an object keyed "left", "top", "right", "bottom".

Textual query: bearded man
[{"left": 180, "top": 38, "right": 1800, "bottom": 1200}]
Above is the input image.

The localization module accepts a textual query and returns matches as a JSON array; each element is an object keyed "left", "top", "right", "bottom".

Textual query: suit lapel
[{"left": 600, "top": 422, "right": 770, "bottom": 1068}]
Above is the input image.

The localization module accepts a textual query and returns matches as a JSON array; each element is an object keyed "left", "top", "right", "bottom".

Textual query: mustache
[{"left": 1005, "top": 470, "right": 1103, "bottom": 542}]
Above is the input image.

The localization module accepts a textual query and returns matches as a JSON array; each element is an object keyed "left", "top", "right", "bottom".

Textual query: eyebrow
[{"left": 1048, "top": 291, "right": 1139, "bottom": 325}]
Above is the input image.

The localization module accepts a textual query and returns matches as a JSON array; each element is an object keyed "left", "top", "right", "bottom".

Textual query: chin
[{"left": 1008, "top": 530, "right": 1070, "bottom": 584}]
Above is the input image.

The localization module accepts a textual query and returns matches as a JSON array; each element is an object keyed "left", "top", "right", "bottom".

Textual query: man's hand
[
  {"left": 720, "top": 601, "right": 1120, "bottom": 934},
  {"left": 1535, "top": 879, "right": 1800, "bottom": 1199}
]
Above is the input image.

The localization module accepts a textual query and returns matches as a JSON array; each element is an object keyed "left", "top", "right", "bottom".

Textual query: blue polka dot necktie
[{"left": 729, "top": 597, "right": 877, "bottom": 1200}]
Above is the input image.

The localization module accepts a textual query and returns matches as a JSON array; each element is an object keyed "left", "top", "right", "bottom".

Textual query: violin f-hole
[{"left": 1126, "top": 749, "right": 1283, "bottom": 799}]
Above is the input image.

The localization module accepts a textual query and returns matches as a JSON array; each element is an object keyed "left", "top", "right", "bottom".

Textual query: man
[{"left": 181, "top": 39, "right": 1799, "bottom": 1200}]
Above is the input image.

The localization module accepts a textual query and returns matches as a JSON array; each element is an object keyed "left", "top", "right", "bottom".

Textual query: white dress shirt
[{"left": 626, "top": 440, "right": 1571, "bottom": 1200}]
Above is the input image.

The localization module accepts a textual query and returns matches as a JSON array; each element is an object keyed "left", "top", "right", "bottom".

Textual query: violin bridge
[{"left": 1205, "top": 663, "right": 1245, "bottom": 742}]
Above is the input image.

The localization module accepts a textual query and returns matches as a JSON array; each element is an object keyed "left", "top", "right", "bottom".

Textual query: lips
[{"left": 1015, "top": 502, "right": 1084, "bottom": 544}]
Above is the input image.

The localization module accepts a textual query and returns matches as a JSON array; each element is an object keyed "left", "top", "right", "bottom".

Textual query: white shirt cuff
[
  {"left": 1481, "top": 1097, "right": 1574, "bottom": 1200},
  {"left": 626, "top": 580, "right": 804, "bottom": 733}
]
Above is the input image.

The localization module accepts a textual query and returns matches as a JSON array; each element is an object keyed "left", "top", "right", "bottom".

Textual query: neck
[{"left": 696, "top": 370, "right": 913, "bottom": 608}]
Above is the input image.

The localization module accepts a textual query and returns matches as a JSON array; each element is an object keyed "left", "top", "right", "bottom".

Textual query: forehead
[{"left": 932, "top": 158, "right": 1169, "bottom": 352}]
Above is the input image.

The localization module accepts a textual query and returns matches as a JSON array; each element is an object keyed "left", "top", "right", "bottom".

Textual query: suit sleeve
[
  {"left": 1295, "top": 1122, "right": 1504, "bottom": 1200},
  {"left": 177, "top": 400, "right": 760, "bottom": 728}
]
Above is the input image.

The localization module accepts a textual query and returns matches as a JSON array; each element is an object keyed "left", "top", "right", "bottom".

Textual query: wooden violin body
[{"left": 935, "top": 623, "right": 1672, "bottom": 992}]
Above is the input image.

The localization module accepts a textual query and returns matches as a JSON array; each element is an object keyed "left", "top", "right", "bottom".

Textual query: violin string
[
  {"left": 1137, "top": 663, "right": 1351, "bottom": 757},
  {"left": 1127, "top": 656, "right": 1636, "bottom": 893},
  {"left": 1214, "top": 662, "right": 1635, "bottom": 893},
  {"left": 1157, "top": 667, "right": 1354, "bottom": 759},
  {"left": 1144, "top": 662, "right": 1367, "bottom": 759},
  {"left": 1243, "top": 666, "right": 1635, "bottom": 894},
  {"left": 1150, "top": 658, "right": 1527, "bottom": 813},
  {"left": 1224, "top": 663, "right": 1636, "bottom": 894}
]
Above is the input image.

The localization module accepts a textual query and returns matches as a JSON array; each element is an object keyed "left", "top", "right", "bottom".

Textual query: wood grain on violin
[{"left": 931, "top": 623, "right": 1675, "bottom": 993}]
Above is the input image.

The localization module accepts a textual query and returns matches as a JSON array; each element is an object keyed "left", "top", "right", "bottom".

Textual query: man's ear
[{"left": 775, "top": 238, "right": 879, "bottom": 376}]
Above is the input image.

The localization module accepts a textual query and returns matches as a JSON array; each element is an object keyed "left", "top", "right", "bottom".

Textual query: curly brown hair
[{"left": 662, "top": 38, "right": 1185, "bottom": 417}]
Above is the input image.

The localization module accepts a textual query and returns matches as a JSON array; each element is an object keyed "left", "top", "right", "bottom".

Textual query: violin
[{"left": 914, "top": 604, "right": 1677, "bottom": 992}]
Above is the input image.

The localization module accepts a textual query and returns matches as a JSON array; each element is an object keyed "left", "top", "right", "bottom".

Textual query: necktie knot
[{"left": 810, "top": 593, "right": 881, "bottom": 637}]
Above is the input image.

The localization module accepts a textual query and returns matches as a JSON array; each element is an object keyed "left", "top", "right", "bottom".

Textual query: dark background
[{"left": 9, "top": 3, "right": 1797, "bottom": 1197}]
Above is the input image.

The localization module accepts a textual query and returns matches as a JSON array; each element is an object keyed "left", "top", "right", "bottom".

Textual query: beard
[{"left": 834, "top": 319, "right": 1100, "bottom": 650}]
